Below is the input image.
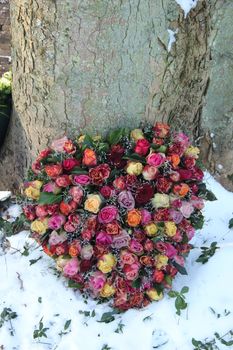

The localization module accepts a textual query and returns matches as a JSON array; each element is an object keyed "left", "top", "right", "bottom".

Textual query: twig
[{"left": 16, "top": 272, "right": 24, "bottom": 290}]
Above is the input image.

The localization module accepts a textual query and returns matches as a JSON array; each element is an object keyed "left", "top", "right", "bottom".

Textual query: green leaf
[
  {"left": 198, "top": 184, "right": 217, "bottom": 201},
  {"left": 132, "top": 278, "right": 142, "bottom": 289},
  {"left": 98, "top": 311, "right": 119, "bottom": 323},
  {"left": 29, "top": 256, "right": 42, "bottom": 265},
  {"left": 192, "top": 338, "right": 201, "bottom": 347},
  {"left": 175, "top": 295, "right": 187, "bottom": 310},
  {"left": 68, "top": 280, "right": 82, "bottom": 289},
  {"left": 123, "top": 153, "right": 146, "bottom": 164},
  {"left": 181, "top": 286, "right": 189, "bottom": 294},
  {"left": 38, "top": 192, "right": 62, "bottom": 205},
  {"left": 64, "top": 319, "right": 71, "bottom": 330},
  {"left": 168, "top": 291, "right": 177, "bottom": 298},
  {"left": 107, "top": 128, "right": 128, "bottom": 145},
  {"left": 228, "top": 218, "right": 233, "bottom": 229},
  {"left": 172, "top": 261, "right": 188, "bottom": 275},
  {"left": 70, "top": 167, "right": 89, "bottom": 175}
]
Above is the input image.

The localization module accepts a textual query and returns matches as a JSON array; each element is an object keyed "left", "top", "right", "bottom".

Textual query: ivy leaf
[
  {"left": 67, "top": 280, "right": 82, "bottom": 289},
  {"left": 70, "top": 167, "right": 89, "bottom": 175},
  {"left": 228, "top": 218, "right": 233, "bottom": 229},
  {"left": 172, "top": 261, "right": 188, "bottom": 275},
  {"left": 98, "top": 311, "right": 118, "bottom": 323},
  {"left": 107, "top": 128, "right": 128, "bottom": 145},
  {"left": 132, "top": 278, "right": 142, "bottom": 289},
  {"left": 38, "top": 192, "right": 62, "bottom": 205}
]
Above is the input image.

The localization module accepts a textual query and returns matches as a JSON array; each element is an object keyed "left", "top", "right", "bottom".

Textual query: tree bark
[{"left": 1, "top": 0, "right": 233, "bottom": 191}]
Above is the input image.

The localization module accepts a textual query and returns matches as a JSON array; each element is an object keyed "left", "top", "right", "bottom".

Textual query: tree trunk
[{"left": 1, "top": 0, "right": 233, "bottom": 191}]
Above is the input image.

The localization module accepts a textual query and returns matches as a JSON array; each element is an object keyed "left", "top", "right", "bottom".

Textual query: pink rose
[
  {"left": 48, "top": 214, "right": 66, "bottom": 230},
  {"left": 43, "top": 182, "right": 60, "bottom": 194},
  {"left": 142, "top": 165, "right": 158, "bottom": 180},
  {"left": 120, "top": 250, "right": 137, "bottom": 265},
  {"left": 73, "top": 175, "right": 91, "bottom": 186},
  {"left": 96, "top": 231, "right": 113, "bottom": 246},
  {"left": 169, "top": 209, "right": 183, "bottom": 224},
  {"left": 113, "top": 176, "right": 126, "bottom": 191},
  {"left": 69, "top": 186, "right": 83, "bottom": 204},
  {"left": 111, "top": 230, "right": 130, "bottom": 249},
  {"left": 49, "top": 230, "right": 67, "bottom": 245},
  {"left": 173, "top": 255, "right": 185, "bottom": 266},
  {"left": 98, "top": 205, "right": 118, "bottom": 224},
  {"left": 51, "top": 136, "right": 68, "bottom": 152},
  {"left": 191, "top": 196, "right": 204, "bottom": 210},
  {"left": 64, "top": 221, "right": 77, "bottom": 232},
  {"left": 118, "top": 190, "right": 135, "bottom": 210},
  {"left": 155, "top": 242, "right": 177, "bottom": 258},
  {"left": 63, "top": 258, "right": 79, "bottom": 277},
  {"left": 129, "top": 239, "right": 144, "bottom": 255},
  {"left": 180, "top": 202, "right": 194, "bottom": 218},
  {"left": 123, "top": 263, "right": 140, "bottom": 280},
  {"left": 80, "top": 245, "right": 94, "bottom": 260},
  {"left": 169, "top": 171, "right": 180, "bottom": 182},
  {"left": 35, "top": 205, "right": 48, "bottom": 218},
  {"left": 55, "top": 175, "right": 71, "bottom": 187},
  {"left": 89, "top": 271, "right": 106, "bottom": 291},
  {"left": 140, "top": 209, "right": 152, "bottom": 225},
  {"left": 81, "top": 229, "right": 93, "bottom": 241},
  {"left": 146, "top": 153, "right": 165, "bottom": 167},
  {"left": 173, "top": 132, "right": 190, "bottom": 148}
]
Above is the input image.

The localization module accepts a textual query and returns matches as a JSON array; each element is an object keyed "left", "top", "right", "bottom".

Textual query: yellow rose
[
  {"left": 100, "top": 283, "right": 116, "bottom": 298},
  {"left": 165, "top": 221, "right": 177, "bottom": 237},
  {"left": 184, "top": 146, "right": 200, "bottom": 159},
  {"left": 130, "top": 128, "right": 145, "bottom": 141},
  {"left": 32, "top": 180, "right": 43, "bottom": 189},
  {"left": 97, "top": 253, "right": 116, "bottom": 274},
  {"left": 84, "top": 194, "right": 102, "bottom": 213},
  {"left": 93, "top": 135, "right": 102, "bottom": 141},
  {"left": 155, "top": 254, "right": 168, "bottom": 269},
  {"left": 126, "top": 161, "right": 143, "bottom": 176},
  {"left": 56, "top": 256, "right": 69, "bottom": 272},
  {"left": 25, "top": 186, "right": 40, "bottom": 200},
  {"left": 77, "top": 135, "right": 85, "bottom": 144},
  {"left": 144, "top": 223, "right": 158, "bottom": 237},
  {"left": 146, "top": 288, "right": 163, "bottom": 301},
  {"left": 151, "top": 193, "right": 170, "bottom": 209},
  {"left": 31, "top": 218, "right": 48, "bottom": 235}
]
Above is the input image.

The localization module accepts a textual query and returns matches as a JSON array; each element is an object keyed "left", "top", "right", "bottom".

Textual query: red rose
[
  {"left": 89, "top": 164, "right": 111, "bottom": 185},
  {"left": 32, "top": 161, "right": 42, "bottom": 174},
  {"left": 37, "top": 148, "right": 51, "bottom": 161},
  {"left": 134, "top": 139, "right": 150, "bottom": 156},
  {"left": 183, "top": 157, "right": 196, "bottom": 169},
  {"left": 144, "top": 239, "right": 154, "bottom": 252},
  {"left": 177, "top": 169, "right": 193, "bottom": 180},
  {"left": 35, "top": 205, "right": 48, "bottom": 218},
  {"left": 153, "top": 270, "right": 164, "bottom": 283},
  {"left": 192, "top": 166, "right": 204, "bottom": 181},
  {"left": 55, "top": 175, "right": 72, "bottom": 187},
  {"left": 129, "top": 292, "right": 144, "bottom": 308},
  {"left": 23, "top": 205, "right": 36, "bottom": 221},
  {"left": 153, "top": 208, "right": 170, "bottom": 222},
  {"left": 168, "top": 142, "right": 185, "bottom": 157},
  {"left": 156, "top": 177, "right": 172, "bottom": 193},
  {"left": 106, "top": 221, "right": 120, "bottom": 235},
  {"left": 153, "top": 122, "right": 170, "bottom": 138},
  {"left": 108, "top": 144, "right": 126, "bottom": 168},
  {"left": 45, "top": 164, "right": 63, "bottom": 178},
  {"left": 125, "top": 175, "right": 138, "bottom": 188},
  {"left": 135, "top": 184, "right": 154, "bottom": 205},
  {"left": 152, "top": 137, "right": 164, "bottom": 145},
  {"left": 47, "top": 204, "right": 59, "bottom": 215},
  {"left": 62, "top": 158, "right": 80, "bottom": 171},
  {"left": 100, "top": 185, "right": 114, "bottom": 198}
]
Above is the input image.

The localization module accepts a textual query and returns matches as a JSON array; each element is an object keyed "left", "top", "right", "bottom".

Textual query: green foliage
[
  {"left": 101, "top": 345, "right": 112, "bottom": 350},
  {"left": 79, "top": 310, "right": 96, "bottom": 318},
  {"left": 209, "top": 307, "right": 230, "bottom": 319},
  {"left": 168, "top": 286, "right": 189, "bottom": 316},
  {"left": 197, "top": 184, "right": 217, "bottom": 201},
  {"left": 33, "top": 317, "right": 49, "bottom": 339},
  {"left": 38, "top": 192, "right": 63, "bottom": 205},
  {"left": 58, "top": 319, "right": 72, "bottom": 336},
  {"left": 131, "top": 277, "right": 142, "bottom": 289},
  {"left": 192, "top": 329, "right": 233, "bottom": 349},
  {"left": 98, "top": 310, "right": 120, "bottom": 323},
  {"left": 196, "top": 242, "right": 219, "bottom": 264},
  {"left": 0, "top": 214, "right": 25, "bottom": 237},
  {"left": 29, "top": 256, "right": 42, "bottom": 265},
  {"left": 70, "top": 167, "right": 88, "bottom": 175},
  {"left": 0, "top": 307, "right": 17, "bottom": 335},
  {"left": 190, "top": 211, "right": 205, "bottom": 230},
  {"left": 114, "top": 320, "right": 125, "bottom": 333},
  {"left": 107, "top": 128, "right": 129, "bottom": 145},
  {"left": 68, "top": 280, "right": 82, "bottom": 289},
  {"left": 21, "top": 243, "right": 30, "bottom": 256},
  {"left": 172, "top": 261, "right": 188, "bottom": 275},
  {"left": 228, "top": 218, "right": 233, "bottom": 229},
  {"left": 143, "top": 314, "right": 153, "bottom": 322}
]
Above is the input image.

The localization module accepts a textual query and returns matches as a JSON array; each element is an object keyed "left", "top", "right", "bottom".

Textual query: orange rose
[
  {"left": 173, "top": 183, "right": 190, "bottom": 197},
  {"left": 106, "top": 222, "right": 120, "bottom": 235},
  {"left": 127, "top": 209, "right": 141, "bottom": 227},
  {"left": 45, "top": 164, "right": 63, "bottom": 178},
  {"left": 168, "top": 154, "right": 180, "bottom": 167},
  {"left": 82, "top": 148, "right": 97, "bottom": 167}
]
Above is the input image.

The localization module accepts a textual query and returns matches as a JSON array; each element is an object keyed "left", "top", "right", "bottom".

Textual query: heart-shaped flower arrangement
[{"left": 22, "top": 122, "right": 213, "bottom": 310}]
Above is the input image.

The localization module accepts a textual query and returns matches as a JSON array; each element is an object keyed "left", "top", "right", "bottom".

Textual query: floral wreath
[{"left": 23, "top": 122, "right": 212, "bottom": 310}]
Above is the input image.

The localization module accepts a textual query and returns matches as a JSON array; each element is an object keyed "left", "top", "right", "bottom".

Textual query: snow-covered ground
[{"left": 0, "top": 173, "right": 233, "bottom": 350}]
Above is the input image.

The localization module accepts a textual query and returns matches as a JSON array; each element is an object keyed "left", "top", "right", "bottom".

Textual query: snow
[
  {"left": 0, "top": 191, "right": 11, "bottom": 202},
  {"left": 174, "top": 0, "right": 199, "bottom": 17},
  {"left": 1, "top": 173, "right": 233, "bottom": 350},
  {"left": 167, "top": 29, "right": 178, "bottom": 52}
]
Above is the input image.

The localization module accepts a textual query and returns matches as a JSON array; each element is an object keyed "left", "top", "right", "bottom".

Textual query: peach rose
[
  {"left": 127, "top": 209, "right": 142, "bottom": 227},
  {"left": 84, "top": 194, "right": 102, "bottom": 213},
  {"left": 82, "top": 148, "right": 97, "bottom": 167}
]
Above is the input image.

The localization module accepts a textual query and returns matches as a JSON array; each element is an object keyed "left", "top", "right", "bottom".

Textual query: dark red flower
[
  {"left": 62, "top": 158, "right": 80, "bottom": 171},
  {"left": 134, "top": 139, "right": 150, "bottom": 156},
  {"left": 108, "top": 144, "right": 126, "bottom": 168},
  {"left": 89, "top": 164, "right": 111, "bottom": 185},
  {"left": 156, "top": 177, "right": 172, "bottom": 193},
  {"left": 135, "top": 184, "right": 154, "bottom": 205}
]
